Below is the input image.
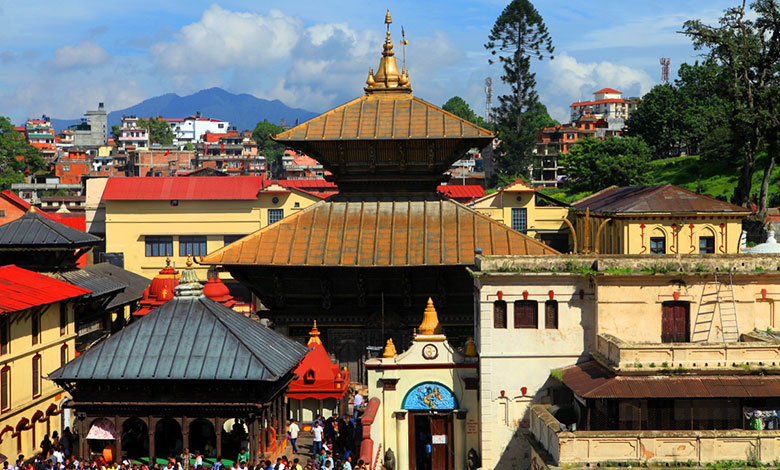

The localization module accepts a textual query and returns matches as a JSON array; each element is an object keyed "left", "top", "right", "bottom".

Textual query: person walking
[
  {"left": 352, "top": 393, "right": 363, "bottom": 419},
  {"left": 288, "top": 419, "right": 300, "bottom": 454},
  {"left": 311, "top": 422, "right": 323, "bottom": 457}
]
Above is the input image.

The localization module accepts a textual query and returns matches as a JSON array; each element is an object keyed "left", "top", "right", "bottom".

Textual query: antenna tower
[
  {"left": 660, "top": 58, "right": 671, "bottom": 84},
  {"left": 485, "top": 77, "right": 493, "bottom": 123}
]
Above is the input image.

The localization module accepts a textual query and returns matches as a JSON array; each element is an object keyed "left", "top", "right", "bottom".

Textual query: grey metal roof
[
  {"left": 0, "top": 211, "right": 101, "bottom": 247},
  {"left": 45, "top": 269, "right": 127, "bottom": 300},
  {"left": 49, "top": 296, "right": 308, "bottom": 382},
  {"left": 82, "top": 263, "right": 150, "bottom": 310}
]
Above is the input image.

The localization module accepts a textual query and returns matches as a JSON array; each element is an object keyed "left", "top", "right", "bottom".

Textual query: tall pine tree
[{"left": 485, "top": 0, "right": 554, "bottom": 185}]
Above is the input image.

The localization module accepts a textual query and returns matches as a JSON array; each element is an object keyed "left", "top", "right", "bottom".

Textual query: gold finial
[
  {"left": 385, "top": 9, "right": 392, "bottom": 26},
  {"left": 365, "top": 10, "right": 411, "bottom": 94},
  {"left": 366, "top": 67, "right": 376, "bottom": 87},
  {"left": 308, "top": 320, "right": 323, "bottom": 346},
  {"left": 383, "top": 338, "right": 397, "bottom": 358},
  {"left": 28, "top": 205, "right": 36, "bottom": 213},
  {"left": 418, "top": 298, "right": 443, "bottom": 335},
  {"left": 465, "top": 337, "right": 477, "bottom": 358},
  {"left": 165, "top": 257, "right": 171, "bottom": 267}
]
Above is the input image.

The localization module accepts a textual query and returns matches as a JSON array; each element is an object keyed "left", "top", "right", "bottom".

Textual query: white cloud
[
  {"left": 150, "top": 5, "right": 302, "bottom": 72},
  {"left": 546, "top": 53, "right": 654, "bottom": 103},
  {"left": 51, "top": 41, "right": 109, "bottom": 69}
]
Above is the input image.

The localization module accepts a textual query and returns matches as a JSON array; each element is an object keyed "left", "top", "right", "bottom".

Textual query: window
[
  {"left": 545, "top": 300, "right": 559, "bottom": 329},
  {"left": 650, "top": 237, "right": 666, "bottom": 254},
  {"left": 511, "top": 208, "right": 527, "bottom": 233},
  {"left": 32, "top": 354, "right": 41, "bottom": 398},
  {"left": 145, "top": 236, "right": 173, "bottom": 257},
  {"left": 31, "top": 312, "right": 40, "bottom": 346},
  {"left": 179, "top": 235, "right": 208, "bottom": 257},
  {"left": 59, "top": 304, "right": 67, "bottom": 336},
  {"left": 60, "top": 344, "right": 68, "bottom": 367},
  {"left": 699, "top": 236, "right": 715, "bottom": 254},
  {"left": 0, "top": 210, "right": 5, "bottom": 218},
  {"left": 62, "top": 165, "right": 70, "bottom": 172},
  {"left": 0, "top": 366, "right": 9, "bottom": 412},
  {"left": 514, "top": 300, "right": 538, "bottom": 329},
  {"left": 223, "top": 235, "right": 244, "bottom": 246},
  {"left": 0, "top": 318, "right": 8, "bottom": 356},
  {"left": 268, "top": 209, "right": 284, "bottom": 224},
  {"left": 493, "top": 301, "right": 507, "bottom": 329}
]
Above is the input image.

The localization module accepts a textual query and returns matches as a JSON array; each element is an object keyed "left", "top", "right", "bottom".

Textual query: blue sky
[{"left": 0, "top": 0, "right": 742, "bottom": 126}]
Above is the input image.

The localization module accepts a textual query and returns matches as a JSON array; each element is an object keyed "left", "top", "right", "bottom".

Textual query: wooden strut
[
  {"left": 594, "top": 218, "right": 612, "bottom": 254},
  {"left": 561, "top": 217, "right": 578, "bottom": 254}
]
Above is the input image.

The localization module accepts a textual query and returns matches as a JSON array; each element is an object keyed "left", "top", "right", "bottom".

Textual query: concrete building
[
  {"left": 472, "top": 254, "right": 780, "bottom": 468},
  {"left": 163, "top": 115, "right": 229, "bottom": 145},
  {"left": 72, "top": 103, "right": 107, "bottom": 148},
  {"left": 118, "top": 116, "right": 149, "bottom": 150},
  {"left": 25, "top": 118, "right": 57, "bottom": 161},
  {"left": 569, "top": 88, "right": 638, "bottom": 122}
]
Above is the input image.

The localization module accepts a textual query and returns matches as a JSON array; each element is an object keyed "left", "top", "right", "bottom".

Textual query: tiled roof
[
  {"left": 0, "top": 265, "right": 91, "bottom": 313},
  {"left": 593, "top": 88, "right": 622, "bottom": 94},
  {"left": 45, "top": 269, "right": 126, "bottom": 300},
  {"left": 0, "top": 210, "right": 100, "bottom": 247},
  {"left": 572, "top": 184, "right": 751, "bottom": 214},
  {"left": 202, "top": 198, "right": 558, "bottom": 267},
  {"left": 273, "top": 94, "right": 494, "bottom": 142},
  {"left": 436, "top": 185, "right": 485, "bottom": 200},
  {"left": 49, "top": 296, "right": 308, "bottom": 381}
]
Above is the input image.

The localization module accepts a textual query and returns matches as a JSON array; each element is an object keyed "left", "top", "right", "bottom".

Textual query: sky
[{"left": 0, "top": 0, "right": 744, "bottom": 126}]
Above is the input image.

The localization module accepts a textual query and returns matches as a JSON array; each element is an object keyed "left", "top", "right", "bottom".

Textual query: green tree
[
  {"left": 0, "top": 116, "right": 46, "bottom": 190},
  {"left": 442, "top": 96, "right": 489, "bottom": 127},
  {"left": 111, "top": 125, "right": 122, "bottom": 142},
  {"left": 485, "top": 0, "right": 554, "bottom": 182},
  {"left": 627, "top": 84, "right": 683, "bottom": 158},
  {"left": 138, "top": 117, "right": 174, "bottom": 145},
  {"left": 561, "top": 137, "right": 651, "bottom": 193},
  {"left": 253, "top": 120, "right": 285, "bottom": 179}
]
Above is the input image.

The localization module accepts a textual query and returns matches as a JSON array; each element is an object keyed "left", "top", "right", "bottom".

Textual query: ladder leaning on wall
[{"left": 691, "top": 272, "right": 740, "bottom": 343}]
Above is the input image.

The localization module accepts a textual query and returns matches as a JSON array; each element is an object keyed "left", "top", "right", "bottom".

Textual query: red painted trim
[
  {"left": 719, "top": 223, "right": 726, "bottom": 253},
  {"left": 359, "top": 397, "right": 381, "bottom": 466},
  {"left": 689, "top": 224, "right": 696, "bottom": 254},
  {"left": 639, "top": 224, "right": 647, "bottom": 254},
  {"left": 365, "top": 363, "right": 478, "bottom": 371},
  {"left": 670, "top": 224, "right": 678, "bottom": 254},
  {"left": 32, "top": 353, "right": 41, "bottom": 399}
]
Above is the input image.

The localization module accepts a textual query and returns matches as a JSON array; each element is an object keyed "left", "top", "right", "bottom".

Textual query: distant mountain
[{"left": 50, "top": 87, "right": 318, "bottom": 133}]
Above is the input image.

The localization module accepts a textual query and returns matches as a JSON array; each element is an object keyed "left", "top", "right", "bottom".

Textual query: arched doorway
[
  {"left": 122, "top": 418, "right": 148, "bottom": 460},
  {"left": 154, "top": 418, "right": 182, "bottom": 460},
  {"left": 188, "top": 419, "right": 216, "bottom": 458},
  {"left": 220, "top": 419, "right": 247, "bottom": 463}
]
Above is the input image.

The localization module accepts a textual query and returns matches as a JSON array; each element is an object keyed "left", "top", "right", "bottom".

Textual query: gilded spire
[
  {"left": 308, "top": 320, "right": 323, "bottom": 346},
  {"left": 383, "top": 338, "right": 397, "bottom": 358},
  {"left": 418, "top": 298, "right": 443, "bottom": 336},
  {"left": 365, "top": 10, "right": 411, "bottom": 94},
  {"left": 464, "top": 337, "right": 477, "bottom": 357}
]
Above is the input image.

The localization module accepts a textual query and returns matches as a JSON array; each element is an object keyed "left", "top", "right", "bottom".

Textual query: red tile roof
[
  {"left": 0, "top": 191, "right": 59, "bottom": 223},
  {"left": 0, "top": 265, "right": 91, "bottom": 313},
  {"left": 593, "top": 88, "right": 622, "bottom": 94},
  {"left": 570, "top": 98, "right": 627, "bottom": 107},
  {"left": 436, "top": 185, "right": 485, "bottom": 200}
]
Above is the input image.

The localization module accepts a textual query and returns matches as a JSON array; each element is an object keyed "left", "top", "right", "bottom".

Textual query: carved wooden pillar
[
  {"left": 181, "top": 416, "right": 189, "bottom": 453},
  {"left": 249, "top": 417, "right": 259, "bottom": 465},
  {"left": 78, "top": 415, "right": 88, "bottom": 459},
  {"left": 259, "top": 409, "right": 267, "bottom": 457},
  {"left": 114, "top": 416, "right": 122, "bottom": 462},
  {"left": 214, "top": 417, "right": 223, "bottom": 459},
  {"left": 148, "top": 416, "right": 156, "bottom": 462}
]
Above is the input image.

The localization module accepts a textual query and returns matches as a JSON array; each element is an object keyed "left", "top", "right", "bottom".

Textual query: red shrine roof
[
  {"left": 133, "top": 261, "right": 180, "bottom": 317},
  {"left": 203, "top": 273, "right": 237, "bottom": 308},
  {"left": 287, "top": 322, "right": 349, "bottom": 400},
  {"left": 0, "top": 265, "right": 91, "bottom": 313}
]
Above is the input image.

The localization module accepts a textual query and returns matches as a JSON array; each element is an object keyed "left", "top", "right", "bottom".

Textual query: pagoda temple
[
  {"left": 202, "top": 11, "right": 558, "bottom": 381},
  {"left": 287, "top": 322, "right": 350, "bottom": 423},
  {"left": 133, "top": 259, "right": 180, "bottom": 317}
]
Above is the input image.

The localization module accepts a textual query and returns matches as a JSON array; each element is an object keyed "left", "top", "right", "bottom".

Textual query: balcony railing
[
  {"left": 595, "top": 333, "right": 780, "bottom": 372},
  {"left": 530, "top": 404, "right": 780, "bottom": 466}
]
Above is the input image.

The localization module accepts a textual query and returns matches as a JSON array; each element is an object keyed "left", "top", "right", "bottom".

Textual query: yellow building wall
[
  {"left": 104, "top": 191, "right": 321, "bottom": 280},
  {"left": 574, "top": 214, "right": 744, "bottom": 255},
  {"left": 0, "top": 301, "right": 76, "bottom": 459},
  {"left": 471, "top": 191, "right": 568, "bottom": 240}
]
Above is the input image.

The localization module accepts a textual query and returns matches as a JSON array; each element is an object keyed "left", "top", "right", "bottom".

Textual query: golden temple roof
[{"left": 418, "top": 298, "right": 443, "bottom": 335}]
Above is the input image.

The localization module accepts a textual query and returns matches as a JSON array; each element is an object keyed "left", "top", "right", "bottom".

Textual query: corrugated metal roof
[
  {"left": 82, "top": 263, "right": 150, "bottom": 310},
  {"left": 102, "top": 176, "right": 265, "bottom": 201},
  {"left": 202, "top": 198, "right": 558, "bottom": 267},
  {"left": 573, "top": 185, "right": 750, "bottom": 214},
  {"left": 0, "top": 210, "right": 100, "bottom": 247},
  {"left": 559, "top": 361, "right": 780, "bottom": 398},
  {"left": 0, "top": 265, "right": 91, "bottom": 313},
  {"left": 45, "top": 269, "right": 126, "bottom": 300},
  {"left": 273, "top": 95, "right": 494, "bottom": 142},
  {"left": 49, "top": 296, "right": 308, "bottom": 381}
]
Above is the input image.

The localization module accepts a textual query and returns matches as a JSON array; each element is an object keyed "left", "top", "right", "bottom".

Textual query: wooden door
[
  {"left": 662, "top": 302, "right": 690, "bottom": 343},
  {"left": 430, "top": 414, "right": 453, "bottom": 470}
]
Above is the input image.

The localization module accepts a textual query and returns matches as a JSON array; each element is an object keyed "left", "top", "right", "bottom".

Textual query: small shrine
[
  {"left": 287, "top": 322, "right": 350, "bottom": 424},
  {"left": 133, "top": 258, "right": 180, "bottom": 317},
  {"left": 363, "top": 298, "right": 479, "bottom": 470}
]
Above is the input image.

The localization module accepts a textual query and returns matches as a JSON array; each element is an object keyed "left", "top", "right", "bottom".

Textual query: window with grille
[
  {"left": 545, "top": 300, "right": 559, "bottom": 329},
  {"left": 0, "top": 318, "right": 8, "bottom": 356},
  {"left": 145, "top": 236, "right": 173, "bottom": 257},
  {"left": 1, "top": 366, "right": 9, "bottom": 412},
  {"left": 650, "top": 237, "right": 666, "bottom": 254},
  {"left": 493, "top": 301, "right": 507, "bottom": 329},
  {"left": 699, "top": 236, "right": 715, "bottom": 254},
  {"left": 32, "top": 354, "right": 41, "bottom": 398},
  {"left": 31, "top": 312, "right": 40, "bottom": 346},
  {"left": 179, "top": 236, "right": 208, "bottom": 257},
  {"left": 60, "top": 303, "right": 67, "bottom": 336},
  {"left": 268, "top": 209, "right": 284, "bottom": 224},
  {"left": 60, "top": 344, "right": 68, "bottom": 367},
  {"left": 514, "top": 300, "right": 538, "bottom": 329},
  {"left": 511, "top": 208, "right": 527, "bottom": 233}
]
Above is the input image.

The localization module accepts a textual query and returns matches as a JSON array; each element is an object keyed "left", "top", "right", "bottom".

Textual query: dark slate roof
[
  {"left": 0, "top": 210, "right": 101, "bottom": 248},
  {"left": 49, "top": 296, "right": 309, "bottom": 382},
  {"left": 45, "top": 269, "right": 126, "bottom": 300},
  {"left": 82, "top": 263, "right": 150, "bottom": 310},
  {"left": 572, "top": 184, "right": 751, "bottom": 214}
]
